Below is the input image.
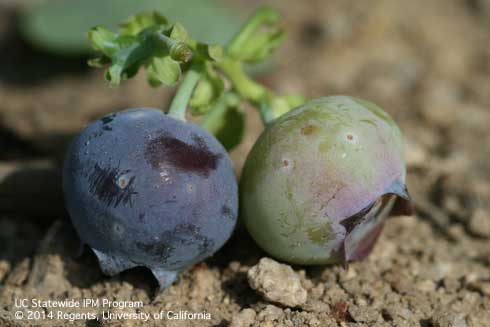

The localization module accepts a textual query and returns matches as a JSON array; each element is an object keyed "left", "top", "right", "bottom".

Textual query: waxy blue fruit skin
[
  {"left": 63, "top": 108, "right": 238, "bottom": 288},
  {"left": 241, "top": 96, "right": 412, "bottom": 265}
]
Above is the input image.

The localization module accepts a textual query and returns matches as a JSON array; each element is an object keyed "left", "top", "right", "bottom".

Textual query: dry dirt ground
[{"left": 1, "top": 0, "right": 490, "bottom": 326}]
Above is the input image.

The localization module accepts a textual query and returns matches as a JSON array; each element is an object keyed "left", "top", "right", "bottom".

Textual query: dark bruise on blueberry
[
  {"left": 135, "top": 241, "right": 174, "bottom": 262},
  {"left": 144, "top": 132, "right": 222, "bottom": 177},
  {"left": 172, "top": 223, "right": 214, "bottom": 257},
  {"left": 135, "top": 223, "right": 214, "bottom": 264},
  {"left": 221, "top": 205, "right": 234, "bottom": 220},
  {"left": 100, "top": 114, "right": 116, "bottom": 132},
  {"left": 101, "top": 114, "right": 116, "bottom": 125},
  {"left": 88, "top": 164, "right": 137, "bottom": 208}
]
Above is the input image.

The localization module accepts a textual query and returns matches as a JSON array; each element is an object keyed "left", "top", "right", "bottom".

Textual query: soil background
[{"left": 1, "top": 0, "right": 490, "bottom": 326}]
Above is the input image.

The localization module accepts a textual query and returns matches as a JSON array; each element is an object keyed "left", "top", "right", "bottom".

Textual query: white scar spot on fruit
[
  {"left": 159, "top": 170, "right": 171, "bottom": 183},
  {"left": 280, "top": 158, "right": 294, "bottom": 172},
  {"left": 127, "top": 110, "right": 147, "bottom": 119},
  {"left": 341, "top": 153, "right": 347, "bottom": 159},
  {"left": 117, "top": 174, "right": 130, "bottom": 189},
  {"left": 113, "top": 223, "right": 124, "bottom": 237},
  {"left": 345, "top": 132, "right": 358, "bottom": 144},
  {"left": 186, "top": 184, "right": 195, "bottom": 194}
]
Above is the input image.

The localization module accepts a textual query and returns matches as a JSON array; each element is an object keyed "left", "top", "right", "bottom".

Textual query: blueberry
[
  {"left": 240, "top": 96, "right": 412, "bottom": 265},
  {"left": 63, "top": 108, "right": 238, "bottom": 288}
]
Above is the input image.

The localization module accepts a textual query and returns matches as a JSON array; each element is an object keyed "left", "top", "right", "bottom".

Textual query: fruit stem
[
  {"left": 218, "top": 57, "right": 269, "bottom": 102},
  {"left": 167, "top": 69, "right": 200, "bottom": 121}
]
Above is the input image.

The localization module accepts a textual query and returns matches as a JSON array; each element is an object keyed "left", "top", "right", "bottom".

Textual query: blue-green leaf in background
[{"left": 20, "top": 0, "right": 242, "bottom": 56}]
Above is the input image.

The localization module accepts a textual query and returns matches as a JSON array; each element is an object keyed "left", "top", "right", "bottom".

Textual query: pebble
[
  {"left": 230, "top": 308, "right": 256, "bottom": 327},
  {"left": 257, "top": 305, "right": 284, "bottom": 322},
  {"left": 5, "top": 259, "right": 30, "bottom": 286},
  {"left": 468, "top": 208, "right": 490, "bottom": 238},
  {"left": 0, "top": 261, "right": 11, "bottom": 282},
  {"left": 247, "top": 257, "right": 307, "bottom": 307},
  {"left": 432, "top": 309, "right": 467, "bottom": 327},
  {"left": 348, "top": 305, "right": 379, "bottom": 323}
]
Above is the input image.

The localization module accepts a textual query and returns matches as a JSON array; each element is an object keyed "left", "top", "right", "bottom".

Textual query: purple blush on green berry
[
  {"left": 63, "top": 108, "right": 238, "bottom": 288},
  {"left": 240, "top": 96, "right": 412, "bottom": 265}
]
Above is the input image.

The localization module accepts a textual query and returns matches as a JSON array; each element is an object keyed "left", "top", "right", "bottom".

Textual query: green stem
[
  {"left": 218, "top": 57, "right": 269, "bottom": 102},
  {"left": 167, "top": 69, "right": 200, "bottom": 121},
  {"left": 226, "top": 6, "right": 280, "bottom": 57},
  {"left": 217, "top": 57, "right": 306, "bottom": 125},
  {"left": 201, "top": 92, "right": 240, "bottom": 133}
]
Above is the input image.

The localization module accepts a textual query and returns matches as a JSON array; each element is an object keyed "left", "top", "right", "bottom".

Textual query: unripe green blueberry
[{"left": 241, "top": 96, "right": 412, "bottom": 265}]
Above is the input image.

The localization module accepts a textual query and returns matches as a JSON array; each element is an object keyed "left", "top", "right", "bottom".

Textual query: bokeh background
[{"left": 1, "top": 0, "right": 490, "bottom": 326}]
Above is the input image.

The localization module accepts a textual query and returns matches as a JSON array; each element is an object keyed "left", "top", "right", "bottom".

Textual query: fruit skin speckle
[
  {"left": 63, "top": 108, "right": 238, "bottom": 288},
  {"left": 240, "top": 96, "right": 411, "bottom": 265}
]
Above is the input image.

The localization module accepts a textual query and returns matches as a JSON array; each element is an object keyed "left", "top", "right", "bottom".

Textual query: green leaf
[
  {"left": 201, "top": 93, "right": 245, "bottom": 150},
  {"left": 87, "top": 27, "right": 118, "bottom": 56},
  {"left": 88, "top": 56, "right": 111, "bottom": 68},
  {"left": 190, "top": 65, "right": 224, "bottom": 113},
  {"left": 239, "top": 28, "right": 286, "bottom": 63},
  {"left": 89, "top": 18, "right": 191, "bottom": 87},
  {"left": 194, "top": 43, "right": 223, "bottom": 62},
  {"left": 105, "top": 38, "right": 150, "bottom": 86},
  {"left": 226, "top": 6, "right": 284, "bottom": 63},
  {"left": 91, "top": 31, "right": 159, "bottom": 86},
  {"left": 169, "top": 22, "right": 189, "bottom": 42},
  {"left": 145, "top": 56, "right": 181, "bottom": 87},
  {"left": 208, "top": 44, "right": 224, "bottom": 61},
  {"left": 119, "top": 12, "right": 168, "bottom": 36}
]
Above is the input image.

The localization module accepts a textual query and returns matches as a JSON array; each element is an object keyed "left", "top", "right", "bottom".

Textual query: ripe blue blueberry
[{"left": 63, "top": 108, "right": 238, "bottom": 288}]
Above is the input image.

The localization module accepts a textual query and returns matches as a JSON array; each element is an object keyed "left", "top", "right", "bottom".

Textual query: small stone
[
  {"left": 309, "top": 283, "right": 325, "bottom": 299},
  {"left": 405, "top": 140, "right": 428, "bottom": 167},
  {"left": 344, "top": 266, "right": 357, "bottom": 280},
  {"left": 386, "top": 271, "right": 411, "bottom": 294},
  {"left": 301, "top": 299, "right": 329, "bottom": 312},
  {"left": 466, "top": 279, "right": 490, "bottom": 296},
  {"left": 348, "top": 305, "right": 379, "bottom": 323},
  {"left": 416, "top": 279, "right": 437, "bottom": 293},
  {"left": 247, "top": 257, "right": 307, "bottom": 307},
  {"left": 257, "top": 304, "right": 284, "bottom": 322},
  {"left": 468, "top": 208, "right": 490, "bottom": 238},
  {"left": 443, "top": 277, "right": 461, "bottom": 293},
  {"left": 467, "top": 309, "right": 490, "bottom": 327},
  {"left": 230, "top": 308, "right": 256, "bottom": 327},
  {"left": 5, "top": 258, "right": 30, "bottom": 286},
  {"left": 309, "top": 317, "right": 321, "bottom": 326},
  {"left": 0, "top": 261, "right": 11, "bottom": 282},
  {"left": 432, "top": 308, "right": 467, "bottom": 327},
  {"left": 190, "top": 265, "right": 217, "bottom": 301},
  {"left": 229, "top": 261, "right": 241, "bottom": 272}
]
